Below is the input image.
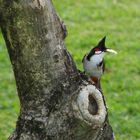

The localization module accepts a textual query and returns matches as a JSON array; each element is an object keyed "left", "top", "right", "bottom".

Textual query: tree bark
[{"left": 0, "top": 0, "right": 114, "bottom": 140}]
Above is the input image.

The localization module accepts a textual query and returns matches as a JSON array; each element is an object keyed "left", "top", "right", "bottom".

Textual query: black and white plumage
[{"left": 82, "top": 36, "right": 117, "bottom": 88}]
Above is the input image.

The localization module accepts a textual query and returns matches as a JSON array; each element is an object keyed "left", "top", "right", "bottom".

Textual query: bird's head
[
  {"left": 93, "top": 36, "right": 117, "bottom": 55},
  {"left": 87, "top": 36, "right": 117, "bottom": 60}
]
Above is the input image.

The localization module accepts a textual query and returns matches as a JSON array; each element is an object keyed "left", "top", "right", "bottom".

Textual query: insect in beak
[{"left": 106, "top": 48, "right": 118, "bottom": 54}]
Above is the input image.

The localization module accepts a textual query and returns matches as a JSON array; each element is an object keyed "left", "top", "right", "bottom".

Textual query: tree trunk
[{"left": 0, "top": 0, "right": 114, "bottom": 140}]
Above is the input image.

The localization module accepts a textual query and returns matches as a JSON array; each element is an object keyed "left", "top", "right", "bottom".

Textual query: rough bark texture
[{"left": 0, "top": 0, "right": 114, "bottom": 140}]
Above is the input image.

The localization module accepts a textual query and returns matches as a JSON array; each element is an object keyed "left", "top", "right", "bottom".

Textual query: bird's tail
[{"left": 97, "top": 79, "right": 101, "bottom": 90}]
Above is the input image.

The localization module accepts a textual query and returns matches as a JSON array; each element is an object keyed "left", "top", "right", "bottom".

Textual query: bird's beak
[{"left": 105, "top": 48, "right": 117, "bottom": 54}]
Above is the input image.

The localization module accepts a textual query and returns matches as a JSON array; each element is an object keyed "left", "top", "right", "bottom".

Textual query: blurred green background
[{"left": 0, "top": 0, "right": 140, "bottom": 139}]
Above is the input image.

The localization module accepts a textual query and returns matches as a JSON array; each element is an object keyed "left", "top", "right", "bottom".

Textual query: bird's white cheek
[{"left": 95, "top": 51, "right": 102, "bottom": 54}]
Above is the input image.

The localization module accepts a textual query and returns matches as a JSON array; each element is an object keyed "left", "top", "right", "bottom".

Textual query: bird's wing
[
  {"left": 97, "top": 59, "right": 105, "bottom": 72},
  {"left": 102, "top": 60, "right": 105, "bottom": 73},
  {"left": 82, "top": 54, "right": 87, "bottom": 63}
]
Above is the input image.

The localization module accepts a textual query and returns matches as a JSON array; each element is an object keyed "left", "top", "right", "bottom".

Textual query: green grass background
[{"left": 0, "top": 0, "right": 140, "bottom": 139}]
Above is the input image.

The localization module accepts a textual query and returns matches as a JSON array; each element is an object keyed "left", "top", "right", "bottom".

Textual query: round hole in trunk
[{"left": 88, "top": 95, "right": 98, "bottom": 115}]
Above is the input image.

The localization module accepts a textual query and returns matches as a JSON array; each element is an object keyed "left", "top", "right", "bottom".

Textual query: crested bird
[{"left": 82, "top": 36, "right": 117, "bottom": 89}]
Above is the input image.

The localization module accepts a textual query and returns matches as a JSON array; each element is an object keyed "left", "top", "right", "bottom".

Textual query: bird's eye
[
  {"left": 94, "top": 48, "right": 102, "bottom": 54},
  {"left": 94, "top": 48, "right": 100, "bottom": 52}
]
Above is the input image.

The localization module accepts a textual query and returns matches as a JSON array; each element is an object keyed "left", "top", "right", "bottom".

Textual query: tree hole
[{"left": 88, "top": 95, "right": 98, "bottom": 115}]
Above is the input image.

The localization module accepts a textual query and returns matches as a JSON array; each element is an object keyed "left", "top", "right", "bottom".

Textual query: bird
[{"left": 82, "top": 36, "right": 117, "bottom": 89}]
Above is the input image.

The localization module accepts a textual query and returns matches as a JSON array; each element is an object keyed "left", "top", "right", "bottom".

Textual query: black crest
[{"left": 96, "top": 36, "right": 106, "bottom": 51}]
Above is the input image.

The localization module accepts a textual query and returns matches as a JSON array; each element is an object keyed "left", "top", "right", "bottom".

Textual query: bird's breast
[{"left": 83, "top": 54, "right": 104, "bottom": 78}]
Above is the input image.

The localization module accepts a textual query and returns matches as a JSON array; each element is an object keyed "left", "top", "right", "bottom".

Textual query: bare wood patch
[{"left": 30, "top": 0, "right": 45, "bottom": 10}]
